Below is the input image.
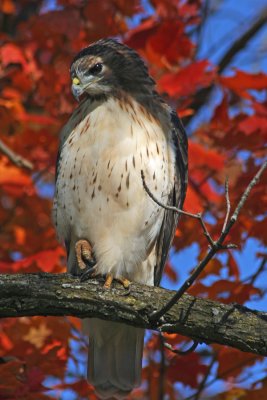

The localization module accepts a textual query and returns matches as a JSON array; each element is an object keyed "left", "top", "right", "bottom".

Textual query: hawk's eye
[{"left": 88, "top": 63, "right": 103, "bottom": 75}]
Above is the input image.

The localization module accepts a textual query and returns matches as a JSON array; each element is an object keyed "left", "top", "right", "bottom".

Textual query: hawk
[{"left": 53, "top": 39, "right": 188, "bottom": 399}]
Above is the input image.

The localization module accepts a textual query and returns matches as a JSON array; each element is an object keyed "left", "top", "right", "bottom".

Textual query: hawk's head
[{"left": 70, "top": 39, "right": 155, "bottom": 101}]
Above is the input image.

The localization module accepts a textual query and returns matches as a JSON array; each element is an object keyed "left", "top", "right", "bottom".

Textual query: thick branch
[
  {"left": 0, "top": 273, "right": 266, "bottom": 356},
  {"left": 218, "top": 8, "right": 267, "bottom": 73},
  {"left": 185, "top": 8, "right": 267, "bottom": 125}
]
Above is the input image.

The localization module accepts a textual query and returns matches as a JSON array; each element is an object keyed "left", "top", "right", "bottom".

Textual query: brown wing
[
  {"left": 154, "top": 111, "right": 188, "bottom": 286},
  {"left": 54, "top": 119, "right": 76, "bottom": 256}
]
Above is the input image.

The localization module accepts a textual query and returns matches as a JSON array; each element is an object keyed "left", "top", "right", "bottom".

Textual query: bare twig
[
  {"left": 185, "top": 355, "right": 259, "bottom": 400},
  {"left": 158, "top": 334, "right": 165, "bottom": 400},
  {"left": 250, "top": 257, "right": 267, "bottom": 286},
  {"left": 0, "top": 138, "right": 33, "bottom": 170},
  {"left": 218, "top": 8, "right": 267, "bottom": 73},
  {"left": 141, "top": 170, "right": 215, "bottom": 247},
  {"left": 64, "top": 317, "right": 88, "bottom": 350},
  {"left": 193, "top": 353, "right": 217, "bottom": 400},
  {"left": 164, "top": 340, "right": 199, "bottom": 356},
  {"left": 243, "top": 256, "right": 267, "bottom": 286},
  {"left": 195, "top": 0, "right": 210, "bottom": 58},
  {"left": 222, "top": 176, "right": 230, "bottom": 233},
  {"left": 141, "top": 160, "right": 267, "bottom": 321},
  {"left": 184, "top": 8, "right": 267, "bottom": 127},
  {"left": 225, "top": 162, "right": 267, "bottom": 228}
]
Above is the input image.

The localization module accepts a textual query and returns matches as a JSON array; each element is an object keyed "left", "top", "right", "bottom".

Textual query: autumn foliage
[{"left": 0, "top": 1, "right": 266, "bottom": 399}]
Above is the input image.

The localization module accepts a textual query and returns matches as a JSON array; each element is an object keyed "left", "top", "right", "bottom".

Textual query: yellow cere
[{"left": 72, "top": 77, "right": 80, "bottom": 85}]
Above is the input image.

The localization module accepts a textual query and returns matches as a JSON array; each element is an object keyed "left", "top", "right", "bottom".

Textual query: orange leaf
[
  {"left": 145, "top": 20, "right": 194, "bottom": 67},
  {"left": 217, "top": 347, "right": 260, "bottom": 378},
  {"left": 23, "top": 323, "right": 52, "bottom": 349},
  {"left": 167, "top": 352, "right": 208, "bottom": 388},
  {"left": 227, "top": 253, "right": 240, "bottom": 279},
  {"left": 208, "top": 280, "right": 261, "bottom": 303},
  {"left": 188, "top": 140, "right": 225, "bottom": 170},
  {"left": 238, "top": 115, "right": 267, "bottom": 137},
  {"left": 159, "top": 60, "right": 216, "bottom": 97},
  {"left": 14, "top": 226, "right": 26, "bottom": 245},
  {"left": 0, "top": 158, "right": 33, "bottom": 196},
  {"left": 125, "top": 18, "right": 158, "bottom": 50},
  {"left": 199, "top": 258, "right": 223, "bottom": 279},
  {"left": 215, "top": 387, "right": 247, "bottom": 399},
  {"left": 220, "top": 70, "right": 267, "bottom": 98},
  {"left": 0, "top": 43, "right": 26, "bottom": 67},
  {"left": 183, "top": 184, "right": 202, "bottom": 213},
  {"left": 1, "top": 0, "right": 15, "bottom": 14},
  {"left": 177, "top": 108, "right": 194, "bottom": 118},
  {"left": 0, "top": 247, "right": 65, "bottom": 273},
  {"left": 164, "top": 261, "right": 178, "bottom": 282}
]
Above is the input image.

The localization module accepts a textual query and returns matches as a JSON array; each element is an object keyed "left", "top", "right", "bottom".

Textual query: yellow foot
[
  {"left": 75, "top": 239, "right": 97, "bottom": 282},
  {"left": 104, "top": 273, "right": 114, "bottom": 289},
  {"left": 103, "top": 273, "right": 131, "bottom": 295},
  {"left": 75, "top": 239, "right": 94, "bottom": 270},
  {"left": 117, "top": 276, "right": 131, "bottom": 290}
]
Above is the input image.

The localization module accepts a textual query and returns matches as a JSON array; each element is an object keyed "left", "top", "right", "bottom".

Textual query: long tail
[{"left": 83, "top": 318, "right": 144, "bottom": 399}]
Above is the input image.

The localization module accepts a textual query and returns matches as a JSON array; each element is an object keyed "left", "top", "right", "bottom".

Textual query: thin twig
[
  {"left": 141, "top": 170, "right": 215, "bottom": 247},
  {"left": 164, "top": 340, "right": 199, "bottom": 355},
  {"left": 141, "top": 160, "right": 267, "bottom": 321},
  {"left": 158, "top": 334, "right": 165, "bottom": 400},
  {"left": 250, "top": 256, "right": 267, "bottom": 286},
  {"left": 64, "top": 317, "right": 88, "bottom": 350},
  {"left": 218, "top": 8, "right": 267, "bottom": 73},
  {"left": 185, "top": 355, "right": 258, "bottom": 400},
  {"left": 226, "top": 161, "right": 267, "bottom": 228},
  {"left": 195, "top": 0, "right": 210, "bottom": 58},
  {"left": 0, "top": 138, "right": 33, "bottom": 170},
  {"left": 222, "top": 176, "right": 230, "bottom": 233},
  {"left": 193, "top": 353, "right": 217, "bottom": 400},
  {"left": 184, "top": 8, "right": 267, "bottom": 127}
]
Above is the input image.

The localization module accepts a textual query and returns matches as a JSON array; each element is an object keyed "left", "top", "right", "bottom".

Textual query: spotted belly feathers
[{"left": 53, "top": 94, "right": 175, "bottom": 285}]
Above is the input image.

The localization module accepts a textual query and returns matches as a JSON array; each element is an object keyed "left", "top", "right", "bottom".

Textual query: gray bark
[{"left": 0, "top": 273, "right": 266, "bottom": 356}]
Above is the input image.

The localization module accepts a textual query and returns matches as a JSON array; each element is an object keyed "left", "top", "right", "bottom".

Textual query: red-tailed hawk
[{"left": 53, "top": 39, "right": 188, "bottom": 399}]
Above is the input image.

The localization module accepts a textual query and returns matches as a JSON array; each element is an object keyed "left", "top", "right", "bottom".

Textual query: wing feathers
[{"left": 154, "top": 111, "right": 188, "bottom": 286}]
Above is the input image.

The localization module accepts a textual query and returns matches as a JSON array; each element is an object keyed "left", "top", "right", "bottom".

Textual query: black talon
[
  {"left": 121, "top": 284, "right": 131, "bottom": 296},
  {"left": 80, "top": 263, "right": 97, "bottom": 282},
  {"left": 85, "top": 259, "right": 96, "bottom": 269}
]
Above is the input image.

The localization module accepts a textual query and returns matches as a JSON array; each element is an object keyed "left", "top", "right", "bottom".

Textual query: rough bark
[{"left": 0, "top": 273, "right": 266, "bottom": 356}]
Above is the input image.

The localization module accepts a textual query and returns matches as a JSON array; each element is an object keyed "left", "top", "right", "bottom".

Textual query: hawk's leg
[
  {"left": 117, "top": 276, "right": 131, "bottom": 290},
  {"left": 75, "top": 239, "right": 98, "bottom": 282},
  {"left": 104, "top": 273, "right": 131, "bottom": 295},
  {"left": 75, "top": 240, "right": 131, "bottom": 293},
  {"left": 103, "top": 273, "right": 113, "bottom": 289}
]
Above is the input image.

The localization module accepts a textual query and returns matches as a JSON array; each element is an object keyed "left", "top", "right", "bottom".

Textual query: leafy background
[{"left": 0, "top": 0, "right": 266, "bottom": 399}]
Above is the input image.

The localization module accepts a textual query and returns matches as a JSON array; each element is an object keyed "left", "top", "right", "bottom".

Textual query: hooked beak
[
  {"left": 71, "top": 76, "right": 98, "bottom": 101},
  {"left": 71, "top": 84, "right": 83, "bottom": 102}
]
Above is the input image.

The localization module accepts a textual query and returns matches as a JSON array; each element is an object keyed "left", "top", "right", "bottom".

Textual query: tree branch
[
  {"left": 0, "top": 139, "right": 33, "bottom": 170},
  {"left": 184, "top": 8, "right": 267, "bottom": 125},
  {"left": 218, "top": 8, "right": 267, "bottom": 73},
  {"left": 0, "top": 273, "right": 266, "bottom": 356},
  {"left": 142, "top": 161, "right": 267, "bottom": 321}
]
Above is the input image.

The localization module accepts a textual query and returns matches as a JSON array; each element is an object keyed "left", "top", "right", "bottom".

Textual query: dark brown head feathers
[{"left": 71, "top": 38, "right": 155, "bottom": 94}]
